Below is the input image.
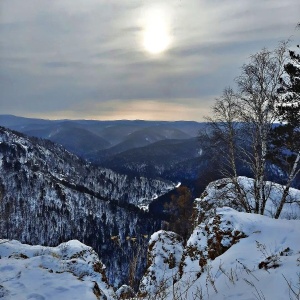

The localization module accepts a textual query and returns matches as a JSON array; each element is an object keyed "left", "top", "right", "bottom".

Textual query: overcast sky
[{"left": 1, "top": 0, "right": 299, "bottom": 121}]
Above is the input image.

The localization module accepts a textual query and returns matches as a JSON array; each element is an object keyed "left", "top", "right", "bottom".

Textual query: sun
[
  {"left": 142, "top": 8, "right": 171, "bottom": 55},
  {"left": 143, "top": 21, "right": 170, "bottom": 54}
]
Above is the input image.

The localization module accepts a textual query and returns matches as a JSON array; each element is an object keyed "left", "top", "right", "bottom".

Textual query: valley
[
  {"left": 0, "top": 115, "right": 299, "bottom": 299},
  {"left": 0, "top": 125, "right": 176, "bottom": 286}
]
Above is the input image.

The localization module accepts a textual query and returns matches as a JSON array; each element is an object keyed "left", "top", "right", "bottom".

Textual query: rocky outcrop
[
  {"left": 0, "top": 239, "right": 116, "bottom": 300},
  {"left": 138, "top": 230, "right": 184, "bottom": 297}
]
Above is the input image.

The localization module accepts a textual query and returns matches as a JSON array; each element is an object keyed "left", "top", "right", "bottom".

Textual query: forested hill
[
  {"left": 0, "top": 126, "right": 176, "bottom": 286},
  {"left": 0, "top": 126, "right": 175, "bottom": 208}
]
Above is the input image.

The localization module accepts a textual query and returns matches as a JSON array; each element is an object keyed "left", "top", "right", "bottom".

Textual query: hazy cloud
[{"left": 0, "top": 0, "right": 299, "bottom": 120}]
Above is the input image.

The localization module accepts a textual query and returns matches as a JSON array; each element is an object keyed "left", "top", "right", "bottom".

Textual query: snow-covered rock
[
  {"left": 138, "top": 208, "right": 300, "bottom": 299},
  {"left": 0, "top": 239, "right": 116, "bottom": 300},
  {"left": 175, "top": 207, "right": 300, "bottom": 300},
  {"left": 138, "top": 231, "right": 184, "bottom": 297},
  {"left": 196, "top": 176, "right": 300, "bottom": 220},
  {"left": 115, "top": 285, "right": 135, "bottom": 299},
  {"left": 137, "top": 177, "right": 300, "bottom": 299}
]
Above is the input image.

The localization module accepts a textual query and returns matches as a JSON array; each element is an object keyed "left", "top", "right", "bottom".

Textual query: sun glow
[{"left": 142, "top": 8, "right": 171, "bottom": 55}]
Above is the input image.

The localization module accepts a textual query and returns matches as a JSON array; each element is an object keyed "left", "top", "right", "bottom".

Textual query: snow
[
  {"left": 115, "top": 285, "right": 135, "bottom": 299},
  {"left": 0, "top": 240, "right": 115, "bottom": 300},
  {"left": 139, "top": 230, "right": 184, "bottom": 296},
  {"left": 196, "top": 176, "right": 300, "bottom": 219},
  {"left": 148, "top": 208, "right": 300, "bottom": 300},
  {"left": 138, "top": 177, "right": 300, "bottom": 299},
  {"left": 175, "top": 182, "right": 181, "bottom": 188}
]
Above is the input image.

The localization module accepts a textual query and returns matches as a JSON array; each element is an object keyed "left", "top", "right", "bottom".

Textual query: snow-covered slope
[
  {"left": 0, "top": 239, "right": 115, "bottom": 300},
  {"left": 139, "top": 208, "right": 300, "bottom": 299},
  {"left": 0, "top": 126, "right": 176, "bottom": 286},
  {"left": 178, "top": 207, "right": 300, "bottom": 299},
  {"left": 0, "top": 126, "right": 175, "bottom": 208},
  {"left": 137, "top": 177, "right": 300, "bottom": 299}
]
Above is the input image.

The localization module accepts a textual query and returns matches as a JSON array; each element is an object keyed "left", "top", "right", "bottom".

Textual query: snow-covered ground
[
  {"left": 196, "top": 176, "right": 300, "bottom": 219},
  {"left": 138, "top": 177, "right": 300, "bottom": 299},
  {"left": 178, "top": 207, "right": 300, "bottom": 300},
  {"left": 139, "top": 207, "right": 300, "bottom": 299},
  {"left": 0, "top": 240, "right": 115, "bottom": 300}
]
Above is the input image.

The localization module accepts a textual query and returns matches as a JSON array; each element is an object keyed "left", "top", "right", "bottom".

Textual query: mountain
[
  {"left": 0, "top": 126, "right": 175, "bottom": 208},
  {"left": 0, "top": 114, "right": 204, "bottom": 156},
  {"left": 96, "top": 138, "right": 201, "bottom": 178},
  {"left": 25, "top": 123, "right": 112, "bottom": 157},
  {"left": 90, "top": 125, "right": 192, "bottom": 161},
  {"left": 0, "top": 114, "right": 55, "bottom": 128},
  {"left": 0, "top": 115, "right": 203, "bottom": 139},
  {"left": 0, "top": 115, "right": 210, "bottom": 192},
  {"left": 1, "top": 115, "right": 298, "bottom": 204},
  {"left": 0, "top": 126, "right": 176, "bottom": 286}
]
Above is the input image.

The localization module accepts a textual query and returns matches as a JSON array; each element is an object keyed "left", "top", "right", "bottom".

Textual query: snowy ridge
[
  {"left": 0, "top": 126, "right": 176, "bottom": 208},
  {"left": 0, "top": 239, "right": 115, "bottom": 300}
]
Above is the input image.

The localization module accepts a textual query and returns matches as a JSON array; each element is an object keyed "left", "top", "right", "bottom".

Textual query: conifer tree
[{"left": 269, "top": 44, "right": 300, "bottom": 218}]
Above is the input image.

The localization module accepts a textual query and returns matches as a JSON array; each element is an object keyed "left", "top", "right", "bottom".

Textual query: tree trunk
[{"left": 274, "top": 151, "right": 300, "bottom": 219}]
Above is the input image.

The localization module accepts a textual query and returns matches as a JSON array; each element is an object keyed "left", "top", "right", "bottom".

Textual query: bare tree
[
  {"left": 203, "top": 42, "right": 290, "bottom": 216},
  {"left": 236, "top": 42, "right": 288, "bottom": 215},
  {"left": 204, "top": 88, "right": 251, "bottom": 212}
]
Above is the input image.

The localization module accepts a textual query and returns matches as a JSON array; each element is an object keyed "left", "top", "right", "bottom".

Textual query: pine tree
[
  {"left": 278, "top": 46, "right": 300, "bottom": 125},
  {"left": 269, "top": 44, "right": 300, "bottom": 218}
]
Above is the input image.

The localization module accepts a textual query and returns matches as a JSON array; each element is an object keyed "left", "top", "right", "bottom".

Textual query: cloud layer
[{"left": 0, "top": 0, "right": 299, "bottom": 120}]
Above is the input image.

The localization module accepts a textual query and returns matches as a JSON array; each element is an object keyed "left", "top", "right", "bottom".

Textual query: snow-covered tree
[{"left": 269, "top": 43, "right": 300, "bottom": 218}]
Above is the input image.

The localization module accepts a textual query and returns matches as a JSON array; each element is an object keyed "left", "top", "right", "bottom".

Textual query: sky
[{"left": 0, "top": 0, "right": 299, "bottom": 121}]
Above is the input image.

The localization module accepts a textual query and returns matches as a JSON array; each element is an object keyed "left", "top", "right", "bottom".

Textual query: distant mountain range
[
  {"left": 0, "top": 115, "right": 204, "bottom": 147},
  {"left": 1, "top": 115, "right": 298, "bottom": 196},
  {"left": 0, "top": 115, "right": 208, "bottom": 190}
]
